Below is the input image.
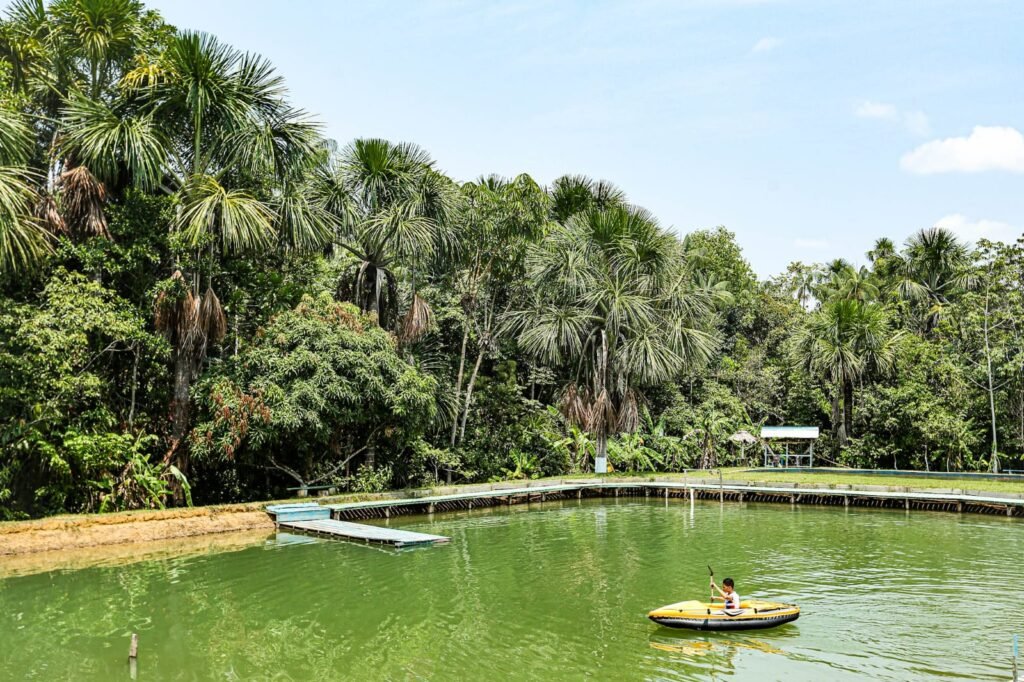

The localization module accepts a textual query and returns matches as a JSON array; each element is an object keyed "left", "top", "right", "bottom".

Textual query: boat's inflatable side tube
[
  {"left": 647, "top": 600, "right": 800, "bottom": 631},
  {"left": 649, "top": 611, "right": 799, "bottom": 631}
]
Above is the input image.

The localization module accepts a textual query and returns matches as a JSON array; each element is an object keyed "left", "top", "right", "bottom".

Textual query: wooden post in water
[
  {"left": 128, "top": 633, "right": 138, "bottom": 680},
  {"left": 1012, "top": 633, "right": 1018, "bottom": 682},
  {"left": 718, "top": 470, "right": 724, "bottom": 503}
]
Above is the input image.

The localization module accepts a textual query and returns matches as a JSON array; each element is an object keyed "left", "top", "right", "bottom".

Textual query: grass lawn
[
  {"left": 550, "top": 469, "right": 1024, "bottom": 494},
  {"left": 722, "top": 468, "right": 1024, "bottom": 494}
]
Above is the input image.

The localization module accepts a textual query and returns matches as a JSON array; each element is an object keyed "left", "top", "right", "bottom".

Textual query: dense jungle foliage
[{"left": 1, "top": 0, "right": 1022, "bottom": 518}]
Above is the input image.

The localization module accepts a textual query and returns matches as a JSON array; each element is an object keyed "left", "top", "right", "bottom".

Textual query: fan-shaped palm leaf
[
  {"left": 0, "top": 166, "right": 49, "bottom": 272},
  {"left": 176, "top": 174, "right": 275, "bottom": 251},
  {"left": 0, "top": 107, "right": 32, "bottom": 166},
  {"left": 61, "top": 93, "right": 168, "bottom": 189}
]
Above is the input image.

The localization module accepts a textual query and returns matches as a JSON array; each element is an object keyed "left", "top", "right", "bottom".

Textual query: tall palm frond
[
  {"left": 50, "top": 0, "right": 145, "bottom": 97},
  {"left": 549, "top": 174, "right": 626, "bottom": 223},
  {"left": 175, "top": 174, "right": 275, "bottom": 251},
  {"left": 0, "top": 0, "right": 49, "bottom": 94},
  {"left": 0, "top": 166, "right": 50, "bottom": 272},
  {"left": 0, "top": 107, "right": 33, "bottom": 166},
  {"left": 61, "top": 93, "right": 169, "bottom": 190}
]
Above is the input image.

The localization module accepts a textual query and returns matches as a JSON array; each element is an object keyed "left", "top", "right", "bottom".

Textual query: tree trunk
[
  {"left": 166, "top": 346, "right": 193, "bottom": 502},
  {"left": 843, "top": 379, "right": 854, "bottom": 442},
  {"left": 594, "top": 330, "right": 609, "bottom": 474},
  {"left": 128, "top": 342, "right": 140, "bottom": 431},
  {"left": 983, "top": 295, "right": 1000, "bottom": 473},
  {"left": 366, "top": 270, "right": 379, "bottom": 316},
  {"left": 830, "top": 391, "right": 842, "bottom": 453},
  {"left": 449, "top": 325, "right": 469, "bottom": 448},
  {"left": 458, "top": 347, "right": 485, "bottom": 444},
  {"left": 595, "top": 430, "right": 608, "bottom": 474}
]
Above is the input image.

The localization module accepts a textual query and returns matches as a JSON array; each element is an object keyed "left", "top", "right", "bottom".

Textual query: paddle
[{"left": 708, "top": 564, "right": 714, "bottom": 602}]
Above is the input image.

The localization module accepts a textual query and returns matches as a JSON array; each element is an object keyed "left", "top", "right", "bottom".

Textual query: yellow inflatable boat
[{"left": 648, "top": 599, "right": 800, "bottom": 631}]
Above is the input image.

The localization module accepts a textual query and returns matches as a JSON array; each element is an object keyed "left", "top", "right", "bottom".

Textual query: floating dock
[{"left": 266, "top": 503, "right": 449, "bottom": 547}]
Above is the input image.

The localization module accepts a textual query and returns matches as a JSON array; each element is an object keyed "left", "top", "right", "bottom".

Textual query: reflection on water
[
  {"left": 0, "top": 499, "right": 1021, "bottom": 680},
  {"left": 649, "top": 634, "right": 789, "bottom": 658}
]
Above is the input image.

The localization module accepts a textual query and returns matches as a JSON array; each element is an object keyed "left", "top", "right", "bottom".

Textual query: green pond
[{"left": 1, "top": 498, "right": 1022, "bottom": 680}]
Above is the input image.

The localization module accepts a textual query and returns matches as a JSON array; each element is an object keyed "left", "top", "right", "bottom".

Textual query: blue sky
[{"left": 153, "top": 0, "right": 1023, "bottom": 276}]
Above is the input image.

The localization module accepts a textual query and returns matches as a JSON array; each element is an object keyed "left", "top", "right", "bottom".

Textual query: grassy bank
[{"left": 723, "top": 468, "right": 1024, "bottom": 494}]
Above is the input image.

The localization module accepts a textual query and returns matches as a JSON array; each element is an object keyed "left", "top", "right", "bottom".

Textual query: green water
[{"left": 1, "top": 499, "right": 1022, "bottom": 680}]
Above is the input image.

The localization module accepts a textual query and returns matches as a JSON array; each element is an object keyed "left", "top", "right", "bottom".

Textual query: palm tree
[
  {"left": 828, "top": 264, "right": 879, "bottom": 303},
  {"left": 0, "top": 105, "right": 49, "bottom": 273},
  {"left": 50, "top": 0, "right": 149, "bottom": 100},
  {"left": 62, "top": 30, "right": 327, "bottom": 485},
  {"left": 549, "top": 174, "right": 625, "bottom": 223},
  {"left": 509, "top": 204, "right": 718, "bottom": 473},
  {"left": 895, "top": 227, "right": 971, "bottom": 332},
  {"left": 791, "top": 298, "right": 901, "bottom": 449},
  {"left": 867, "top": 237, "right": 895, "bottom": 264},
  {"left": 320, "top": 138, "right": 457, "bottom": 332},
  {"left": 0, "top": 0, "right": 157, "bottom": 252},
  {"left": 867, "top": 237, "right": 899, "bottom": 289}
]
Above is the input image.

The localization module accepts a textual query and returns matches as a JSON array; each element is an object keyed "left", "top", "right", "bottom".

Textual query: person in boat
[{"left": 710, "top": 577, "right": 741, "bottom": 611}]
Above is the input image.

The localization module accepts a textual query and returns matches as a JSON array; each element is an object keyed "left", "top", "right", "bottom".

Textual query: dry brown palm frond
[
  {"left": 616, "top": 389, "right": 640, "bottom": 433},
  {"left": 179, "top": 290, "right": 202, "bottom": 353},
  {"left": 154, "top": 270, "right": 202, "bottom": 351},
  {"left": 35, "top": 193, "right": 66, "bottom": 235},
  {"left": 398, "top": 292, "right": 433, "bottom": 344},
  {"left": 587, "top": 388, "right": 614, "bottom": 434},
  {"left": 560, "top": 383, "right": 591, "bottom": 428},
  {"left": 200, "top": 286, "right": 228, "bottom": 343},
  {"left": 60, "top": 165, "right": 109, "bottom": 239}
]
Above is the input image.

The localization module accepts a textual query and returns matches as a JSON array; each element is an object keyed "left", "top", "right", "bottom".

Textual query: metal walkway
[{"left": 266, "top": 503, "right": 449, "bottom": 547}]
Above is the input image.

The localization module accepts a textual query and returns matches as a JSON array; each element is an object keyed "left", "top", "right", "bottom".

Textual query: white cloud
[
  {"left": 901, "top": 111, "right": 931, "bottom": 137},
  {"left": 751, "top": 37, "right": 782, "bottom": 53},
  {"left": 934, "top": 213, "right": 1019, "bottom": 244},
  {"left": 794, "top": 238, "right": 829, "bottom": 250},
  {"left": 856, "top": 100, "right": 898, "bottom": 121},
  {"left": 901, "top": 126, "right": 1024, "bottom": 174},
  {"left": 855, "top": 100, "right": 929, "bottom": 136}
]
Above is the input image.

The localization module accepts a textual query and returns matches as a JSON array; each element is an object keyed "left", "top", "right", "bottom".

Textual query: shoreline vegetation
[
  {"left": 3, "top": 1, "right": 1024, "bottom": 526},
  {"left": 2, "top": 469, "right": 1020, "bottom": 570}
]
